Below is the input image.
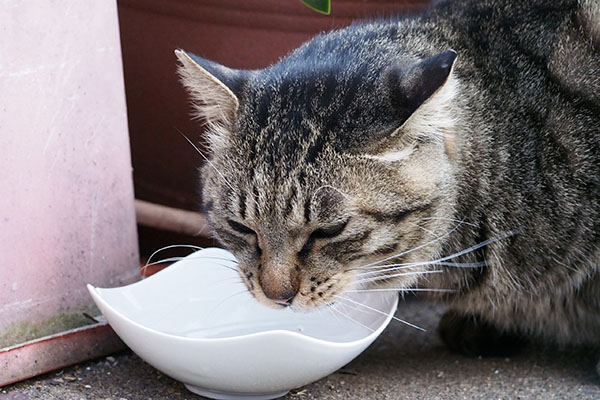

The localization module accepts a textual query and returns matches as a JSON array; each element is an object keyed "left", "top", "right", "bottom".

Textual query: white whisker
[
  {"left": 335, "top": 295, "right": 425, "bottom": 332},
  {"left": 346, "top": 288, "right": 456, "bottom": 293},
  {"left": 354, "top": 269, "right": 443, "bottom": 285},
  {"left": 352, "top": 219, "right": 466, "bottom": 271},
  {"left": 332, "top": 297, "right": 367, "bottom": 315},
  {"left": 437, "top": 229, "right": 518, "bottom": 261},
  {"left": 144, "top": 255, "right": 237, "bottom": 269},
  {"left": 356, "top": 260, "right": 487, "bottom": 276},
  {"left": 177, "top": 129, "right": 236, "bottom": 192},
  {"left": 209, "top": 289, "right": 249, "bottom": 314},
  {"left": 356, "top": 229, "right": 519, "bottom": 273},
  {"left": 432, "top": 260, "right": 488, "bottom": 268},
  {"left": 146, "top": 244, "right": 204, "bottom": 266},
  {"left": 408, "top": 222, "right": 437, "bottom": 237},
  {"left": 144, "top": 256, "right": 185, "bottom": 268},
  {"left": 417, "top": 216, "right": 478, "bottom": 228},
  {"left": 328, "top": 304, "right": 375, "bottom": 333},
  {"left": 322, "top": 304, "right": 343, "bottom": 324},
  {"left": 142, "top": 257, "right": 181, "bottom": 277},
  {"left": 211, "top": 276, "right": 244, "bottom": 286},
  {"left": 141, "top": 256, "right": 239, "bottom": 280}
]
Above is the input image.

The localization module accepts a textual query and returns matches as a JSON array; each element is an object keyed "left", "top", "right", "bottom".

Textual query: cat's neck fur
[{"left": 423, "top": 0, "right": 600, "bottom": 344}]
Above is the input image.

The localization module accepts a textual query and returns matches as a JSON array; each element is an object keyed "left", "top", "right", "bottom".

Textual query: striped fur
[{"left": 178, "top": 0, "right": 600, "bottom": 361}]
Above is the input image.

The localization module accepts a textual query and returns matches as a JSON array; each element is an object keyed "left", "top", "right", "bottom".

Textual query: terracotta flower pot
[{"left": 117, "top": 0, "right": 431, "bottom": 254}]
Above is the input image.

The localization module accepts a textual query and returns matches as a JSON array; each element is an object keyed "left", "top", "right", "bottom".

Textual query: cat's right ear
[
  {"left": 175, "top": 49, "right": 247, "bottom": 127},
  {"left": 386, "top": 49, "right": 458, "bottom": 125}
]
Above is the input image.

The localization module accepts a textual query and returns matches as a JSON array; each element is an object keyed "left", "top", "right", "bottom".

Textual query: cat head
[{"left": 176, "top": 36, "right": 460, "bottom": 310}]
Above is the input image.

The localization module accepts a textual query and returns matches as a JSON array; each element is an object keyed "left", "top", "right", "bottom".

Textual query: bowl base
[{"left": 184, "top": 384, "right": 289, "bottom": 400}]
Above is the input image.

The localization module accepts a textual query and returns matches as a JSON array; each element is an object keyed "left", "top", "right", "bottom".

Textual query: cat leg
[{"left": 438, "top": 310, "right": 528, "bottom": 357}]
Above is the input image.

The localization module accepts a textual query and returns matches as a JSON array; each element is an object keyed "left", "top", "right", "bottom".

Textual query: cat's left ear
[
  {"left": 386, "top": 49, "right": 458, "bottom": 130},
  {"left": 175, "top": 49, "right": 247, "bottom": 127}
]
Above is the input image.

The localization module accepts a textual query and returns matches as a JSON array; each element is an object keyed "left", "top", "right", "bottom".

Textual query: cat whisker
[
  {"left": 210, "top": 276, "right": 244, "bottom": 286},
  {"left": 355, "top": 260, "right": 488, "bottom": 277},
  {"left": 208, "top": 288, "right": 249, "bottom": 314},
  {"left": 430, "top": 229, "right": 521, "bottom": 263},
  {"left": 335, "top": 295, "right": 426, "bottom": 332},
  {"left": 144, "top": 255, "right": 238, "bottom": 268},
  {"left": 324, "top": 305, "right": 345, "bottom": 326},
  {"left": 346, "top": 288, "right": 457, "bottom": 293},
  {"left": 354, "top": 269, "right": 443, "bottom": 285},
  {"left": 199, "top": 255, "right": 239, "bottom": 264},
  {"left": 416, "top": 216, "right": 479, "bottom": 228},
  {"left": 354, "top": 263, "right": 440, "bottom": 277},
  {"left": 328, "top": 303, "right": 376, "bottom": 333},
  {"left": 352, "top": 230, "right": 519, "bottom": 284},
  {"left": 355, "top": 229, "right": 519, "bottom": 272},
  {"left": 214, "top": 262, "right": 240, "bottom": 272},
  {"left": 177, "top": 128, "right": 236, "bottom": 192},
  {"left": 353, "top": 219, "right": 467, "bottom": 271},
  {"left": 429, "top": 260, "right": 488, "bottom": 268},
  {"left": 350, "top": 232, "right": 518, "bottom": 286},
  {"left": 331, "top": 297, "right": 365, "bottom": 314},
  {"left": 142, "top": 256, "right": 238, "bottom": 280},
  {"left": 408, "top": 222, "right": 437, "bottom": 237},
  {"left": 146, "top": 244, "right": 204, "bottom": 266},
  {"left": 144, "top": 256, "right": 185, "bottom": 268},
  {"left": 142, "top": 256, "right": 184, "bottom": 277}
]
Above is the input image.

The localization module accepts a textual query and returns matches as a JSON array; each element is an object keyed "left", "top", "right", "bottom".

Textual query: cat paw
[{"left": 438, "top": 310, "right": 528, "bottom": 357}]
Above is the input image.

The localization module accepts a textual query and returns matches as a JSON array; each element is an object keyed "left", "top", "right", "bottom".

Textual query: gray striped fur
[{"left": 178, "top": 0, "right": 600, "bottom": 363}]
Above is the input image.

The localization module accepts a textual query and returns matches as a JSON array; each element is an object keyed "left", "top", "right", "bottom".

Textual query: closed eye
[
  {"left": 310, "top": 219, "right": 349, "bottom": 240},
  {"left": 227, "top": 219, "right": 256, "bottom": 235},
  {"left": 298, "top": 219, "right": 349, "bottom": 260}
]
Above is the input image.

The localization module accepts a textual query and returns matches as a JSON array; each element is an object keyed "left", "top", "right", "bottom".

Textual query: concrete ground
[{"left": 2, "top": 298, "right": 599, "bottom": 400}]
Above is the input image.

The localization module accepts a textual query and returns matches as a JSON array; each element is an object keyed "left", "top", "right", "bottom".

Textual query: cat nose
[
  {"left": 265, "top": 292, "right": 296, "bottom": 307},
  {"left": 264, "top": 287, "right": 298, "bottom": 307},
  {"left": 258, "top": 257, "right": 300, "bottom": 306},
  {"left": 259, "top": 270, "right": 299, "bottom": 306}
]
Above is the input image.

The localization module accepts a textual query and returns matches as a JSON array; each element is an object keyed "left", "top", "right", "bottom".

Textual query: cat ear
[
  {"left": 387, "top": 49, "right": 458, "bottom": 130},
  {"left": 175, "top": 49, "right": 246, "bottom": 127}
]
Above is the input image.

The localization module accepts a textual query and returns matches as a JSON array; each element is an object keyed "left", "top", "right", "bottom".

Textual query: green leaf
[{"left": 301, "top": 0, "right": 331, "bottom": 15}]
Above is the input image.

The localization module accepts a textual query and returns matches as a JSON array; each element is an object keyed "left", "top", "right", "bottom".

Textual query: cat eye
[
  {"left": 310, "top": 219, "right": 349, "bottom": 240},
  {"left": 227, "top": 219, "right": 256, "bottom": 235},
  {"left": 298, "top": 219, "right": 349, "bottom": 260}
]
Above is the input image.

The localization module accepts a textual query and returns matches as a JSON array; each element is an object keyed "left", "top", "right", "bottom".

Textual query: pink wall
[{"left": 0, "top": 0, "right": 140, "bottom": 347}]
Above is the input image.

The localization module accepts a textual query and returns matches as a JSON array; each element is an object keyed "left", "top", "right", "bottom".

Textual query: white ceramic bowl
[{"left": 88, "top": 247, "right": 398, "bottom": 400}]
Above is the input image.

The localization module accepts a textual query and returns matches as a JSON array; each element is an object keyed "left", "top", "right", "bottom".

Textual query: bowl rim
[{"left": 87, "top": 283, "right": 398, "bottom": 348}]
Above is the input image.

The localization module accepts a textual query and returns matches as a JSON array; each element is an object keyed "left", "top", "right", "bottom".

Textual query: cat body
[{"left": 176, "top": 0, "right": 600, "bottom": 361}]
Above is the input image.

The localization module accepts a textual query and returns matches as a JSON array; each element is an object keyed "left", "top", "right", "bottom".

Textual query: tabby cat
[{"left": 176, "top": 0, "right": 600, "bottom": 373}]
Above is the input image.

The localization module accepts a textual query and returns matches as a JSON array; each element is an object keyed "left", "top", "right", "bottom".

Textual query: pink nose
[{"left": 271, "top": 294, "right": 295, "bottom": 306}]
